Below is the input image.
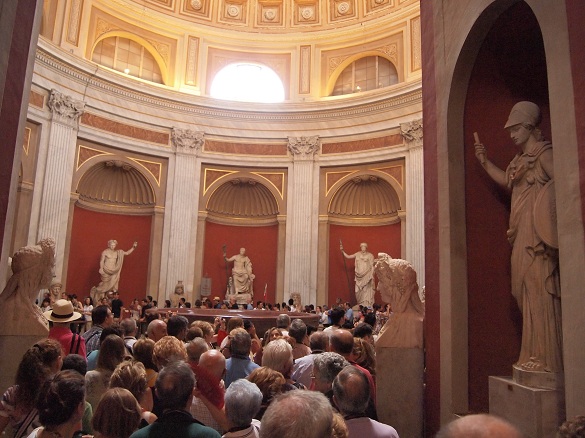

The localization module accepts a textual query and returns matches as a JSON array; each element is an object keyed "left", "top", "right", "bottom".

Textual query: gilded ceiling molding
[
  {"left": 48, "top": 89, "right": 85, "bottom": 125},
  {"left": 372, "top": 165, "right": 404, "bottom": 188},
  {"left": 203, "top": 168, "right": 239, "bottom": 194},
  {"left": 411, "top": 15, "right": 421, "bottom": 71},
  {"left": 185, "top": 36, "right": 199, "bottom": 86},
  {"left": 128, "top": 158, "right": 163, "bottom": 186},
  {"left": 299, "top": 45, "right": 311, "bottom": 94},
  {"left": 287, "top": 136, "right": 320, "bottom": 159},
  {"left": 400, "top": 119, "right": 423, "bottom": 148},
  {"left": 251, "top": 172, "right": 285, "bottom": 199},
  {"left": 171, "top": 127, "right": 204, "bottom": 154},
  {"left": 325, "top": 170, "right": 354, "bottom": 195}
]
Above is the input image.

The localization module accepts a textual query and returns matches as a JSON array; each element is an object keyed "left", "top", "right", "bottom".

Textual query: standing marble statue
[
  {"left": 92, "top": 239, "right": 137, "bottom": 302},
  {"left": 340, "top": 242, "right": 375, "bottom": 307},
  {"left": 223, "top": 247, "right": 255, "bottom": 295},
  {"left": 0, "top": 238, "right": 55, "bottom": 336},
  {"left": 474, "top": 101, "right": 562, "bottom": 373}
]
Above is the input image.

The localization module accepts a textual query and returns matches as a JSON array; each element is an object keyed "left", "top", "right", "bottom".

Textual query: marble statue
[
  {"left": 223, "top": 247, "right": 254, "bottom": 295},
  {"left": 171, "top": 280, "right": 185, "bottom": 308},
  {"left": 49, "top": 281, "right": 62, "bottom": 304},
  {"left": 374, "top": 253, "right": 424, "bottom": 348},
  {"left": 0, "top": 238, "right": 55, "bottom": 336},
  {"left": 92, "top": 239, "right": 137, "bottom": 302},
  {"left": 474, "top": 101, "right": 562, "bottom": 373},
  {"left": 340, "top": 242, "right": 375, "bottom": 307}
]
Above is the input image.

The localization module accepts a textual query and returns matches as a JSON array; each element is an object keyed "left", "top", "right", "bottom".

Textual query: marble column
[
  {"left": 164, "top": 128, "right": 203, "bottom": 299},
  {"left": 401, "top": 119, "right": 425, "bottom": 290},
  {"left": 36, "top": 90, "right": 85, "bottom": 278},
  {"left": 285, "top": 136, "right": 320, "bottom": 307}
]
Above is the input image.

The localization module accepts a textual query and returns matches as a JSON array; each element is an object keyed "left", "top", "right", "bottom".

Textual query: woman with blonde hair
[
  {"left": 246, "top": 367, "right": 286, "bottom": 420},
  {"left": 92, "top": 388, "right": 141, "bottom": 438},
  {"left": 110, "top": 360, "right": 156, "bottom": 426},
  {"left": 152, "top": 336, "right": 188, "bottom": 370},
  {"left": 132, "top": 338, "right": 157, "bottom": 388}
]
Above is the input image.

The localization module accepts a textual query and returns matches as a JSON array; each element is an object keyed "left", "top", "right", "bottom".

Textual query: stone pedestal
[
  {"left": 489, "top": 376, "right": 565, "bottom": 438},
  {"left": 227, "top": 293, "right": 252, "bottom": 306},
  {"left": 0, "top": 335, "right": 46, "bottom": 394},
  {"left": 375, "top": 347, "right": 424, "bottom": 438}
]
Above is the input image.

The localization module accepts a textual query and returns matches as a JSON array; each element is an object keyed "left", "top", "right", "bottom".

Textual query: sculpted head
[
  {"left": 375, "top": 255, "right": 417, "bottom": 304},
  {"left": 108, "top": 240, "right": 118, "bottom": 250},
  {"left": 360, "top": 243, "right": 368, "bottom": 251},
  {"left": 10, "top": 238, "right": 56, "bottom": 292},
  {"left": 239, "top": 248, "right": 246, "bottom": 256}
]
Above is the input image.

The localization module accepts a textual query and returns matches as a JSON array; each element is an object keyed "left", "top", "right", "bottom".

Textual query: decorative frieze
[{"left": 48, "top": 89, "right": 85, "bottom": 126}]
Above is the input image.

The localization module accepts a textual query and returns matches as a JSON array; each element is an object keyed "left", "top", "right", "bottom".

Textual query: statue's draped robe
[{"left": 506, "top": 141, "right": 562, "bottom": 372}]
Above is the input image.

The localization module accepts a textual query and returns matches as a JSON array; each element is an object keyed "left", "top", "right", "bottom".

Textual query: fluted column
[
  {"left": 285, "top": 136, "right": 320, "bottom": 306},
  {"left": 37, "top": 90, "right": 85, "bottom": 278},
  {"left": 165, "top": 128, "right": 203, "bottom": 298},
  {"left": 401, "top": 119, "right": 425, "bottom": 289}
]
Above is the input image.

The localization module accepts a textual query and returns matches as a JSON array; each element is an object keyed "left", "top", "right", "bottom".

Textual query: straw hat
[{"left": 44, "top": 299, "right": 81, "bottom": 323}]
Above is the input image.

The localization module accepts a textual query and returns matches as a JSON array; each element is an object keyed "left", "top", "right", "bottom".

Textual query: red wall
[
  {"left": 202, "top": 222, "right": 278, "bottom": 304},
  {"left": 328, "top": 223, "right": 401, "bottom": 307},
  {"left": 464, "top": 2, "right": 547, "bottom": 413},
  {"left": 66, "top": 206, "right": 152, "bottom": 304}
]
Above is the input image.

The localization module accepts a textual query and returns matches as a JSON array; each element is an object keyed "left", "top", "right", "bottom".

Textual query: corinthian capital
[
  {"left": 400, "top": 119, "right": 423, "bottom": 147},
  {"left": 172, "top": 128, "right": 204, "bottom": 153},
  {"left": 287, "top": 136, "right": 320, "bottom": 159},
  {"left": 48, "top": 89, "right": 85, "bottom": 122}
]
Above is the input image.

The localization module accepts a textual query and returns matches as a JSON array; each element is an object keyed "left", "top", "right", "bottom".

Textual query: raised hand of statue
[
  {"left": 473, "top": 132, "right": 487, "bottom": 164},
  {"left": 133, "top": 241, "right": 138, "bottom": 248}
]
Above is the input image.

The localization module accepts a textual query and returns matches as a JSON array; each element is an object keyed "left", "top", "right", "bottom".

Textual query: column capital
[
  {"left": 172, "top": 127, "right": 204, "bottom": 154},
  {"left": 287, "top": 136, "right": 320, "bottom": 160},
  {"left": 48, "top": 89, "right": 85, "bottom": 125},
  {"left": 400, "top": 119, "right": 423, "bottom": 148}
]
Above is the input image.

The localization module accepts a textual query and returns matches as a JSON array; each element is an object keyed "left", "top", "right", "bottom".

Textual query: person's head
[
  {"left": 41, "top": 298, "right": 51, "bottom": 308},
  {"left": 247, "top": 366, "right": 286, "bottom": 406},
  {"left": 224, "top": 379, "right": 262, "bottom": 429},
  {"left": 436, "top": 414, "right": 524, "bottom": 438},
  {"left": 332, "top": 366, "right": 369, "bottom": 416},
  {"left": 198, "top": 349, "right": 226, "bottom": 379},
  {"left": 260, "top": 390, "right": 333, "bottom": 438},
  {"left": 329, "top": 329, "right": 354, "bottom": 358},
  {"left": 120, "top": 318, "right": 137, "bottom": 337},
  {"left": 185, "top": 326, "right": 204, "bottom": 342},
  {"left": 166, "top": 315, "right": 189, "bottom": 341},
  {"left": 61, "top": 354, "right": 87, "bottom": 376},
  {"left": 308, "top": 331, "right": 329, "bottom": 353},
  {"left": 132, "top": 338, "right": 157, "bottom": 371},
  {"left": 109, "top": 360, "right": 150, "bottom": 407},
  {"left": 97, "top": 334, "right": 128, "bottom": 372},
  {"left": 92, "top": 388, "right": 141, "bottom": 438},
  {"left": 190, "top": 320, "right": 214, "bottom": 343},
  {"left": 15, "top": 339, "right": 62, "bottom": 410},
  {"left": 152, "top": 336, "right": 188, "bottom": 369},
  {"left": 99, "top": 324, "right": 123, "bottom": 343},
  {"left": 257, "top": 301, "right": 264, "bottom": 309},
  {"left": 288, "top": 319, "right": 307, "bottom": 344},
  {"left": 84, "top": 297, "right": 93, "bottom": 306},
  {"left": 557, "top": 415, "right": 585, "bottom": 438},
  {"left": 93, "top": 305, "right": 114, "bottom": 327},
  {"left": 229, "top": 328, "right": 252, "bottom": 356},
  {"left": 352, "top": 337, "right": 375, "bottom": 373},
  {"left": 226, "top": 317, "right": 244, "bottom": 333},
  {"left": 262, "top": 338, "right": 293, "bottom": 378},
  {"left": 44, "top": 299, "right": 82, "bottom": 325},
  {"left": 276, "top": 314, "right": 290, "bottom": 329},
  {"left": 312, "top": 352, "right": 348, "bottom": 394},
  {"left": 329, "top": 308, "right": 346, "bottom": 327},
  {"left": 155, "top": 361, "right": 194, "bottom": 411},
  {"left": 263, "top": 327, "right": 283, "bottom": 346},
  {"left": 37, "top": 370, "right": 85, "bottom": 429},
  {"left": 186, "top": 338, "right": 210, "bottom": 364},
  {"left": 146, "top": 319, "right": 167, "bottom": 342}
]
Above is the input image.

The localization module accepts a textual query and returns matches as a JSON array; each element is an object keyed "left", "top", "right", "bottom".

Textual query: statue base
[
  {"left": 226, "top": 293, "right": 252, "bottom": 306},
  {"left": 489, "top": 375, "right": 565, "bottom": 438},
  {"left": 513, "top": 365, "right": 564, "bottom": 390},
  {"left": 375, "top": 346, "right": 424, "bottom": 438}
]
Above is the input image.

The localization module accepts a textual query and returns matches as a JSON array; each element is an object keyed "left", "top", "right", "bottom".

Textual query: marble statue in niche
[
  {"left": 92, "top": 239, "right": 137, "bottom": 302},
  {"left": 340, "top": 242, "right": 375, "bottom": 307},
  {"left": 474, "top": 101, "right": 562, "bottom": 373},
  {"left": 223, "top": 247, "right": 255, "bottom": 295}
]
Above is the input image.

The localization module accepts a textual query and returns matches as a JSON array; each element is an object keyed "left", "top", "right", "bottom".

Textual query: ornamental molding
[
  {"left": 400, "top": 119, "right": 423, "bottom": 148},
  {"left": 171, "top": 127, "right": 204, "bottom": 153},
  {"left": 48, "top": 89, "right": 85, "bottom": 124},
  {"left": 287, "top": 136, "right": 320, "bottom": 159}
]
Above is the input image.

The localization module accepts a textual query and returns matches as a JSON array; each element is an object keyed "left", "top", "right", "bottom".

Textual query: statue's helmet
[{"left": 504, "top": 101, "right": 541, "bottom": 129}]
